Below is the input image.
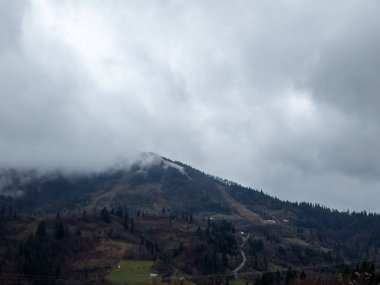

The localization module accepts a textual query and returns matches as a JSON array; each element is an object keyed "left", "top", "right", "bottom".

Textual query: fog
[{"left": 1, "top": 0, "right": 380, "bottom": 212}]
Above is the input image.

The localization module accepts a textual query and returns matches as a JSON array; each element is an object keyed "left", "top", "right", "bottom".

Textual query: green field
[
  {"left": 106, "top": 260, "right": 155, "bottom": 285},
  {"left": 230, "top": 279, "right": 247, "bottom": 285},
  {"left": 283, "top": 237, "right": 310, "bottom": 247},
  {"left": 105, "top": 260, "right": 195, "bottom": 285}
]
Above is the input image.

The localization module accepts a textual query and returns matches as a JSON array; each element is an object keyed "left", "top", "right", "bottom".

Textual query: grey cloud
[
  {"left": 309, "top": 5, "right": 380, "bottom": 116},
  {"left": 0, "top": 0, "right": 28, "bottom": 51},
  {"left": 1, "top": 0, "right": 380, "bottom": 212}
]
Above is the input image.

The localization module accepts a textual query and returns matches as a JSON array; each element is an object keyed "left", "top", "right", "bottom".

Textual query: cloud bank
[{"left": 1, "top": 0, "right": 380, "bottom": 211}]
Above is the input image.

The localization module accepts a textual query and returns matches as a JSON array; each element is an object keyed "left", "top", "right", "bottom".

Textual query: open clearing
[
  {"left": 283, "top": 237, "right": 310, "bottom": 247},
  {"left": 230, "top": 279, "right": 246, "bottom": 285},
  {"left": 106, "top": 260, "right": 155, "bottom": 285},
  {"left": 105, "top": 260, "right": 195, "bottom": 285}
]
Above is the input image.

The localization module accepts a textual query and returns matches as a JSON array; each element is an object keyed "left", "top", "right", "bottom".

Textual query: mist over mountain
[
  {"left": 2, "top": 1, "right": 380, "bottom": 283},
  {"left": 1, "top": 155, "right": 379, "bottom": 284},
  {"left": 1, "top": 0, "right": 380, "bottom": 212}
]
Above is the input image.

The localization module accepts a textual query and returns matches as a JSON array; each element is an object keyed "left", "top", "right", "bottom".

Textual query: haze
[{"left": 1, "top": 0, "right": 380, "bottom": 212}]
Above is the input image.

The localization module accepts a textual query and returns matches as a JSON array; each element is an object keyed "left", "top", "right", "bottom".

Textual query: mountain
[{"left": 0, "top": 154, "right": 379, "bottom": 285}]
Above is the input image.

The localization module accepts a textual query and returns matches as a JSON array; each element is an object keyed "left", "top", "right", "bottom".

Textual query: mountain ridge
[{"left": 0, "top": 154, "right": 379, "bottom": 284}]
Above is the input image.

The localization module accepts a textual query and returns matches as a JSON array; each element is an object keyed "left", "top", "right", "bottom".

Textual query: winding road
[{"left": 232, "top": 238, "right": 247, "bottom": 277}]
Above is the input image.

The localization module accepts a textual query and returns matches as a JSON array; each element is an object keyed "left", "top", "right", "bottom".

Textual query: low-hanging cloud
[{"left": 1, "top": 0, "right": 380, "bottom": 212}]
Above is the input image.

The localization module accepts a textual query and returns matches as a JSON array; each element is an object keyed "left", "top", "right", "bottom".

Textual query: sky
[{"left": 1, "top": 0, "right": 380, "bottom": 212}]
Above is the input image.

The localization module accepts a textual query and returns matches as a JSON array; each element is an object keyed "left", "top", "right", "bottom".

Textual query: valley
[{"left": 0, "top": 155, "right": 380, "bottom": 284}]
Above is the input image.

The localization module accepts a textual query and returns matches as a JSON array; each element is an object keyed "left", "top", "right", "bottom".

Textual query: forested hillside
[{"left": 0, "top": 155, "right": 379, "bottom": 284}]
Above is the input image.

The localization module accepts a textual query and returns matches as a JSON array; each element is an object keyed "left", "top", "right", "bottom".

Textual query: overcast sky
[{"left": 1, "top": 0, "right": 380, "bottom": 212}]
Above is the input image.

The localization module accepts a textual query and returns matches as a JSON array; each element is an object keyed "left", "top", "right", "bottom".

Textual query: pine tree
[
  {"left": 100, "top": 207, "right": 111, "bottom": 223},
  {"left": 35, "top": 221, "right": 47, "bottom": 239},
  {"left": 55, "top": 221, "right": 65, "bottom": 240},
  {"left": 130, "top": 218, "right": 135, "bottom": 233},
  {"left": 54, "top": 212, "right": 65, "bottom": 240},
  {"left": 124, "top": 212, "right": 129, "bottom": 229}
]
